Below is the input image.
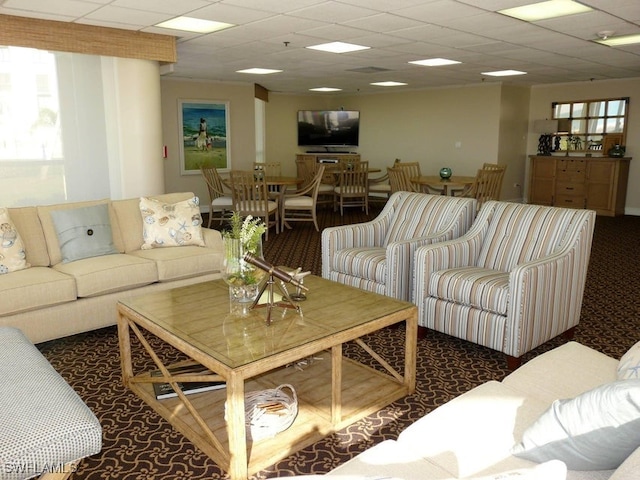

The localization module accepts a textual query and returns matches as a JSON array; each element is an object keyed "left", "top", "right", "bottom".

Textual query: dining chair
[
  {"left": 200, "top": 166, "right": 233, "bottom": 227},
  {"left": 368, "top": 159, "right": 399, "bottom": 204},
  {"left": 296, "top": 158, "right": 334, "bottom": 206},
  {"left": 281, "top": 165, "right": 325, "bottom": 231},
  {"left": 456, "top": 165, "right": 506, "bottom": 211},
  {"left": 253, "top": 161, "right": 282, "bottom": 199},
  {"left": 229, "top": 170, "right": 279, "bottom": 241},
  {"left": 334, "top": 160, "right": 369, "bottom": 215},
  {"left": 387, "top": 166, "right": 420, "bottom": 194}
]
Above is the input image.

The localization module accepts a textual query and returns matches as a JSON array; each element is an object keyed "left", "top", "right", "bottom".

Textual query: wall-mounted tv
[{"left": 297, "top": 110, "right": 360, "bottom": 147}]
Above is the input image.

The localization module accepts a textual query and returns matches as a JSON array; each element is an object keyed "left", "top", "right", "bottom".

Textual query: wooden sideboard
[
  {"left": 528, "top": 155, "right": 631, "bottom": 216},
  {"left": 296, "top": 153, "right": 360, "bottom": 164}
]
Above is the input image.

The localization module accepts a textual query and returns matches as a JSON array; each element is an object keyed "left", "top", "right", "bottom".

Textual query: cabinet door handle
[{"left": 566, "top": 187, "right": 574, "bottom": 191}]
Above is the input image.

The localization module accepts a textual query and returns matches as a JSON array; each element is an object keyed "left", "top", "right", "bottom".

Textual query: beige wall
[
  {"left": 497, "top": 85, "right": 531, "bottom": 201},
  {"left": 527, "top": 78, "right": 640, "bottom": 214},
  {"left": 160, "top": 78, "right": 256, "bottom": 207},
  {"left": 267, "top": 85, "right": 503, "bottom": 175}
]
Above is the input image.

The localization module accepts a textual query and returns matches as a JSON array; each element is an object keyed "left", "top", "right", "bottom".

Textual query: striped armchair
[
  {"left": 322, "top": 192, "right": 477, "bottom": 302},
  {"left": 413, "top": 201, "right": 596, "bottom": 369}
]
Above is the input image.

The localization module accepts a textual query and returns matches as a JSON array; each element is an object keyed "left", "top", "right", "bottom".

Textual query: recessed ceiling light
[
  {"left": 499, "top": 0, "right": 592, "bottom": 22},
  {"left": 409, "top": 58, "right": 461, "bottom": 67},
  {"left": 309, "top": 87, "right": 343, "bottom": 92},
  {"left": 306, "top": 42, "right": 370, "bottom": 54},
  {"left": 482, "top": 70, "right": 527, "bottom": 77},
  {"left": 370, "top": 81, "right": 408, "bottom": 87},
  {"left": 236, "top": 68, "right": 282, "bottom": 75},
  {"left": 595, "top": 33, "right": 640, "bottom": 46},
  {"left": 155, "top": 16, "right": 234, "bottom": 34}
]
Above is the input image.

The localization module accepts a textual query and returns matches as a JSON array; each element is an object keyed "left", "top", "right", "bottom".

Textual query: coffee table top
[{"left": 118, "top": 275, "right": 415, "bottom": 370}]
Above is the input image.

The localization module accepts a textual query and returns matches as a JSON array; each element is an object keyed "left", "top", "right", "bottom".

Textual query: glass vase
[{"left": 222, "top": 237, "right": 265, "bottom": 316}]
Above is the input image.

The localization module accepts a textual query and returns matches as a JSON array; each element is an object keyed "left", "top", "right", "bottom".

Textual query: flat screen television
[{"left": 297, "top": 110, "right": 360, "bottom": 147}]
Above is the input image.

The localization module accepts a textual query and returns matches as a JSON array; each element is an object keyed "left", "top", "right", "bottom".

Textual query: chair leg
[
  {"left": 417, "top": 326, "right": 428, "bottom": 339},
  {"left": 506, "top": 355, "right": 522, "bottom": 371}
]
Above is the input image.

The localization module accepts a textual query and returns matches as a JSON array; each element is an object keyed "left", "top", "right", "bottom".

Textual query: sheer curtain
[{"left": 0, "top": 46, "right": 163, "bottom": 207}]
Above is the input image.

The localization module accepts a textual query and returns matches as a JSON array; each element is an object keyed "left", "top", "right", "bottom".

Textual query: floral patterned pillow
[
  {"left": 139, "top": 196, "right": 205, "bottom": 250},
  {"left": 0, "top": 207, "right": 30, "bottom": 274}
]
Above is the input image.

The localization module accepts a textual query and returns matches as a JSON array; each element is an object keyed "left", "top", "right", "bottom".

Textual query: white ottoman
[{"left": 0, "top": 327, "right": 102, "bottom": 480}]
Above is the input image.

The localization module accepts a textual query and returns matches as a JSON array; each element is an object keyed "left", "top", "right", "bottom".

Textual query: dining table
[{"left": 412, "top": 175, "right": 476, "bottom": 196}]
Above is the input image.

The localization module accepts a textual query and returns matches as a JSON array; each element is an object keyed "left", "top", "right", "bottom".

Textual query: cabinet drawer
[
  {"left": 555, "top": 195, "right": 585, "bottom": 208},
  {"left": 557, "top": 159, "right": 585, "bottom": 171},
  {"left": 556, "top": 182, "right": 585, "bottom": 196}
]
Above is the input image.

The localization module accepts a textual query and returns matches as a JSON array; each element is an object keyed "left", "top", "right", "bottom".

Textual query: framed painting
[{"left": 178, "top": 100, "right": 230, "bottom": 175}]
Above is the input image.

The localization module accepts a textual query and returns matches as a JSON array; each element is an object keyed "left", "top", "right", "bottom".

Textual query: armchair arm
[{"left": 505, "top": 215, "right": 595, "bottom": 358}]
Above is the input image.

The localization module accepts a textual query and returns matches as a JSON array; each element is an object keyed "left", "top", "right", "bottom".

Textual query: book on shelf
[{"left": 151, "top": 363, "right": 226, "bottom": 400}]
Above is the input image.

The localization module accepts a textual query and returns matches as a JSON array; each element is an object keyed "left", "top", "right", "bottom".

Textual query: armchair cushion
[
  {"left": 428, "top": 266, "right": 510, "bottom": 315},
  {"left": 331, "top": 247, "right": 387, "bottom": 285}
]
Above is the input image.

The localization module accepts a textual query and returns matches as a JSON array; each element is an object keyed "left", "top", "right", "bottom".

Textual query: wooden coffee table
[{"left": 117, "top": 275, "right": 417, "bottom": 480}]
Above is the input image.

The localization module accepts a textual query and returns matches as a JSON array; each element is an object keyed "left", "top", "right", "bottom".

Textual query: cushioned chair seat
[
  {"left": 0, "top": 267, "right": 77, "bottom": 316},
  {"left": 131, "top": 245, "right": 222, "bottom": 281},
  {"left": 428, "top": 266, "right": 510, "bottom": 315},
  {"left": 330, "top": 247, "right": 387, "bottom": 284},
  {"left": 53, "top": 253, "right": 158, "bottom": 297}
]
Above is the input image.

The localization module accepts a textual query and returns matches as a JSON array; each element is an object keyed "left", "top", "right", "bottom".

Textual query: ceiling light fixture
[
  {"left": 482, "top": 70, "right": 527, "bottom": 77},
  {"left": 236, "top": 68, "right": 282, "bottom": 75},
  {"left": 498, "top": 0, "right": 592, "bottom": 22},
  {"left": 155, "top": 16, "right": 234, "bottom": 34},
  {"left": 306, "top": 42, "right": 370, "bottom": 54},
  {"left": 370, "top": 81, "right": 408, "bottom": 87},
  {"left": 409, "top": 58, "right": 461, "bottom": 67},
  {"left": 309, "top": 87, "right": 343, "bottom": 92},
  {"left": 595, "top": 33, "right": 640, "bottom": 46}
]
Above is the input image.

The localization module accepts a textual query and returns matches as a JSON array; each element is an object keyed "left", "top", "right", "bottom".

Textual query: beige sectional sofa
[
  {"left": 328, "top": 341, "right": 639, "bottom": 480},
  {"left": 1, "top": 192, "right": 223, "bottom": 344}
]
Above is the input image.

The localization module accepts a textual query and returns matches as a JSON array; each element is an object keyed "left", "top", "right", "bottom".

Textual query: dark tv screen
[{"left": 297, "top": 110, "right": 360, "bottom": 147}]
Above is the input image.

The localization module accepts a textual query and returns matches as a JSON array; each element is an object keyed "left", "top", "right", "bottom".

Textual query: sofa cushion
[
  {"left": 112, "top": 192, "right": 197, "bottom": 253},
  {"left": 397, "top": 380, "right": 550, "bottom": 478},
  {"left": 139, "top": 196, "right": 205, "bottom": 249},
  {"left": 6, "top": 206, "right": 50, "bottom": 267},
  {"left": 53, "top": 253, "right": 157, "bottom": 297},
  {"left": 0, "top": 266, "right": 77, "bottom": 316},
  {"left": 50, "top": 204, "right": 119, "bottom": 263},
  {"left": 503, "top": 342, "right": 618, "bottom": 404},
  {"left": 617, "top": 340, "right": 640, "bottom": 380},
  {"left": 130, "top": 245, "right": 221, "bottom": 281},
  {"left": 512, "top": 379, "right": 640, "bottom": 471},
  {"left": 0, "top": 207, "right": 30, "bottom": 274},
  {"left": 37, "top": 199, "right": 122, "bottom": 266}
]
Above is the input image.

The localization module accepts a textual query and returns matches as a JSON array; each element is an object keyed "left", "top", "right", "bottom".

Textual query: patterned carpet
[{"left": 37, "top": 205, "right": 640, "bottom": 479}]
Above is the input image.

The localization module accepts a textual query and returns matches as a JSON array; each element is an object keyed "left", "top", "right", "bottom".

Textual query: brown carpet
[{"left": 37, "top": 205, "right": 640, "bottom": 479}]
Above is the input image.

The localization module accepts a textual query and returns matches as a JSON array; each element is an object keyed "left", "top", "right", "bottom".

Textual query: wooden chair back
[
  {"left": 469, "top": 167, "right": 505, "bottom": 209},
  {"left": 387, "top": 166, "right": 418, "bottom": 193},
  {"left": 229, "top": 170, "right": 278, "bottom": 239},
  {"left": 335, "top": 160, "right": 369, "bottom": 215}
]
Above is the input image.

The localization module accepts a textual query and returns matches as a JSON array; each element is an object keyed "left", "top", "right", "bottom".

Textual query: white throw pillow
[
  {"left": 618, "top": 340, "right": 640, "bottom": 380},
  {"left": 0, "top": 207, "right": 30, "bottom": 274},
  {"left": 139, "top": 196, "right": 204, "bottom": 249},
  {"left": 512, "top": 379, "right": 640, "bottom": 470}
]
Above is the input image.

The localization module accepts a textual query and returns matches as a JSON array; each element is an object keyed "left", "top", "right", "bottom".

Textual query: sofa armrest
[{"left": 201, "top": 227, "right": 222, "bottom": 250}]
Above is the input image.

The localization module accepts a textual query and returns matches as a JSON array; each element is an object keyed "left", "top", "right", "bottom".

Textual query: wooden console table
[{"left": 528, "top": 155, "right": 631, "bottom": 216}]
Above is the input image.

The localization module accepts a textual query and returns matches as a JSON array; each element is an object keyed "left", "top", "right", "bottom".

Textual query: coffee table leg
[
  {"left": 331, "top": 344, "right": 342, "bottom": 424},
  {"left": 117, "top": 311, "right": 133, "bottom": 388},
  {"left": 226, "top": 372, "right": 248, "bottom": 480}
]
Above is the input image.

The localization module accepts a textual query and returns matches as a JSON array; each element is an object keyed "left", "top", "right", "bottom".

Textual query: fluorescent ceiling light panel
[
  {"left": 155, "top": 16, "right": 234, "bottom": 33},
  {"left": 309, "top": 87, "right": 343, "bottom": 92},
  {"left": 370, "top": 81, "right": 408, "bottom": 87},
  {"left": 409, "top": 58, "right": 461, "bottom": 66},
  {"left": 595, "top": 34, "right": 640, "bottom": 46},
  {"left": 499, "top": 0, "right": 592, "bottom": 22},
  {"left": 482, "top": 70, "right": 527, "bottom": 76},
  {"left": 236, "top": 68, "right": 282, "bottom": 75},
  {"left": 306, "top": 42, "right": 370, "bottom": 53}
]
